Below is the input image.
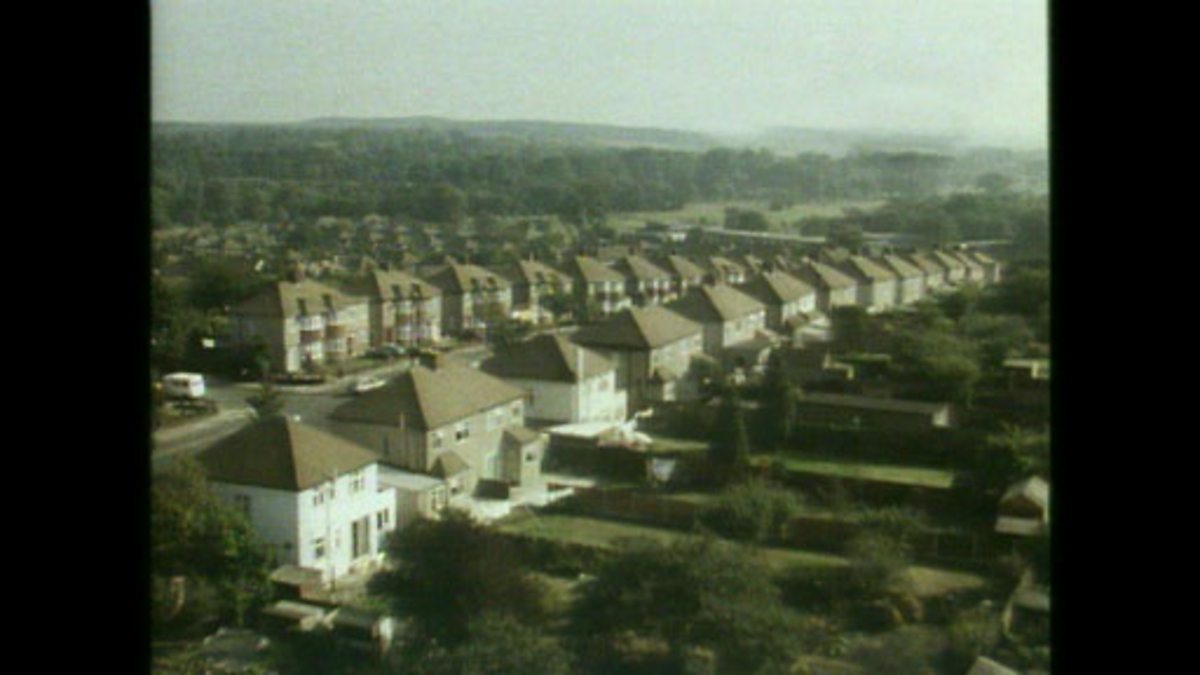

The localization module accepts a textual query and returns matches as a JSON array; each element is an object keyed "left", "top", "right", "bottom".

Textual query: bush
[
  {"left": 699, "top": 479, "right": 803, "bottom": 544},
  {"left": 945, "top": 603, "right": 1003, "bottom": 672}
]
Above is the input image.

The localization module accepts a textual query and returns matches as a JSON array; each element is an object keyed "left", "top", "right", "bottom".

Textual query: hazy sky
[{"left": 152, "top": 1, "right": 1047, "bottom": 148}]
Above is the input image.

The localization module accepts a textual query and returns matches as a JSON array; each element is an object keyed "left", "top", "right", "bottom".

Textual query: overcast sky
[{"left": 152, "top": 1, "right": 1047, "bottom": 148}]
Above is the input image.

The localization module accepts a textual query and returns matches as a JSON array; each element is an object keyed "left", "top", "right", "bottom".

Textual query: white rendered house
[
  {"left": 479, "top": 333, "right": 627, "bottom": 426},
  {"left": 198, "top": 416, "right": 398, "bottom": 583}
]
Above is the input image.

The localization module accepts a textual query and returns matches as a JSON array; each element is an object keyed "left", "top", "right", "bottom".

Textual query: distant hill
[
  {"left": 156, "top": 116, "right": 1044, "bottom": 158},
  {"left": 296, "top": 116, "right": 721, "bottom": 151}
]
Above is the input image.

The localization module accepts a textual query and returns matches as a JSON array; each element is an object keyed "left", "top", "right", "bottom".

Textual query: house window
[
  {"left": 432, "top": 432, "right": 443, "bottom": 449},
  {"left": 313, "top": 492, "right": 324, "bottom": 507},
  {"left": 350, "top": 471, "right": 365, "bottom": 494},
  {"left": 455, "top": 421, "right": 470, "bottom": 442},
  {"left": 313, "top": 537, "right": 326, "bottom": 559},
  {"left": 376, "top": 509, "right": 390, "bottom": 530},
  {"left": 511, "top": 403, "right": 521, "bottom": 417}
]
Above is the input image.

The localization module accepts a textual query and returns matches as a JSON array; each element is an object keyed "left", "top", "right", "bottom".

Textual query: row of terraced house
[{"left": 226, "top": 246, "right": 1000, "bottom": 375}]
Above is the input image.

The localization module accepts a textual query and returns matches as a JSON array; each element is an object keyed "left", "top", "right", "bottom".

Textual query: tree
[
  {"left": 570, "top": 537, "right": 805, "bottom": 673},
  {"left": 707, "top": 389, "right": 753, "bottom": 483},
  {"left": 368, "top": 510, "right": 545, "bottom": 646},
  {"left": 186, "top": 258, "right": 266, "bottom": 314},
  {"left": 246, "top": 377, "right": 284, "bottom": 417},
  {"left": 406, "top": 612, "right": 574, "bottom": 675},
  {"left": 831, "top": 305, "right": 870, "bottom": 353},
  {"left": 843, "top": 531, "right": 913, "bottom": 601},
  {"left": 151, "top": 457, "right": 274, "bottom": 635},
  {"left": 972, "top": 424, "right": 1047, "bottom": 494},
  {"left": 915, "top": 354, "right": 982, "bottom": 405},
  {"left": 759, "top": 350, "right": 799, "bottom": 449}
]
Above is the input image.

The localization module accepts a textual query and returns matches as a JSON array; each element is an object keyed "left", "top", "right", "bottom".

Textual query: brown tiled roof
[
  {"left": 1002, "top": 475, "right": 1049, "bottom": 509},
  {"left": 667, "top": 284, "right": 765, "bottom": 323},
  {"left": 232, "top": 279, "right": 365, "bottom": 317},
  {"left": 794, "top": 261, "right": 857, "bottom": 289},
  {"left": 705, "top": 256, "right": 747, "bottom": 277},
  {"left": 837, "top": 256, "right": 897, "bottom": 283},
  {"left": 930, "top": 250, "right": 966, "bottom": 271},
  {"left": 331, "top": 364, "right": 525, "bottom": 430},
  {"left": 903, "top": 252, "right": 945, "bottom": 276},
  {"left": 657, "top": 255, "right": 708, "bottom": 281},
  {"left": 506, "top": 259, "right": 573, "bottom": 288},
  {"left": 197, "top": 416, "right": 378, "bottom": 491},
  {"left": 741, "top": 270, "right": 816, "bottom": 305},
  {"left": 424, "top": 262, "right": 510, "bottom": 294},
  {"left": 611, "top": 255, "right": 672, "bottom": 283},
  {"left": 877, "top": 255, "right": 924, "bottom": 280},
  {"left": 570, "top": 306, "right": 702, "bottom": 351},
  {"left": 479, "top": 334, "right": 614, "bottom": 383},
  {"left": 503, "top": 426, "right": 543, "bottom": 447},
  {"left": 565, "top": 255, "right": 626, "bottom": 284},
  {"left": 361, "top": 269, "right": 442, "bottom": 301}
]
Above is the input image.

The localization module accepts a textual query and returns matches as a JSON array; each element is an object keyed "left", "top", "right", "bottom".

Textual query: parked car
[
  {"left": 163, "top": 372, "right": 206, "bottom": 399},
  {"left": 351, "top": 376, "right": 387, "bottom": 395}
]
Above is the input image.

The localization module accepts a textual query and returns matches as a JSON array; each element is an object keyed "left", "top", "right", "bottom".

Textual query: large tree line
[{"left": 152, "top": 125, "right": 1042, "bottom": 229}]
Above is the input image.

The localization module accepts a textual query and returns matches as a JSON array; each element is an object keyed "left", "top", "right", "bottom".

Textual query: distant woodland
[{"left": 151, "top": 123, "right": 1047, "bottom": 236}]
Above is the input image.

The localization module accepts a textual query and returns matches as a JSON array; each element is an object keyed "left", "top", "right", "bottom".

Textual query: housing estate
[
  {"left": 702, "top": 256, "right": 748, "bottom": 286},
  {"left": 479, "top": 333, "right": 627, "bottom": 426},
  {"left": 197, "top": 416, "right": 397, "bottom": 582},
  {"left": 330, "top": 357, "right": 544, "bottom": 499},
  {"left": 570, "top": 306, "right": 705, "bottom": 415},
  {"left": 228, "top": 270, "right": 370, "bottom": 374},
  {"left": 655, "top": 254, "right": 709, "bottom": 297}
]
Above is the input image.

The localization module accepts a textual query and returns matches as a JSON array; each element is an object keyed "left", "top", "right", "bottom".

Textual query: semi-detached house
[
  {"left": 197, "top": 416, "right": 397, "bottom": 583},
  {"left": 479, "top": 333, "right": 627, "bottom": 426},
  {"left": 354, "top": 268, "right": 443, "bottom": 349},
  {"left": 740, "top": 270, "right": 817, "bottom": 338},
  {"left": 666, "top": 283, "right": 768, "bottom": 358},
  {"left": 570, "top": 306, "right": 704, "bottom": 416},
  {"left": 424, "top": 262, "right": 513, "bottom": 337},
  {"left": 330, "top": 359, "right": 544, "bottom": 499},
  {"left": 564, "top": 255, "right": 631, "bottom": 316},
  {"left": 229, "top": 270, "right": 370, "bottom": 374}
]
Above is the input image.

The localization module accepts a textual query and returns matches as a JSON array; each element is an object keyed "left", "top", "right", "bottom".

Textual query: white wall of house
[
  {"left": 506, "top": 370, "right": 626, "bottom": 424},
  {"left": 294, "top": 465, "right": 397, "bottom": 581},
  {"left": 895, "top": 277, "right": 924, "bottom": 305},
  {"left": 721, "top": 310, "right": 766, "bottom": 348}
]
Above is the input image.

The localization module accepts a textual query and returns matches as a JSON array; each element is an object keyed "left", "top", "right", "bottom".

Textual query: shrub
[{"left": 699, "top": 479, "right": 803, "bottom": 544}]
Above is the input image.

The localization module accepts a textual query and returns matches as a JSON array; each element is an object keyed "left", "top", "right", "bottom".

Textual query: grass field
[
  {"left": 770, "top": 456, "right": 958, "bottom": 489},
  {"left": 605, "top": 199, "right": 887, "bottom": 233},
  {"left": 498, "top": 514, "right": 985, "bottom": 597}
]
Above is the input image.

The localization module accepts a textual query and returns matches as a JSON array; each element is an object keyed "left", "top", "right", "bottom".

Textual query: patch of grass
[
  {"left": 648, "top": 436, "right": 709, "bottom": 454},
  {"left": 496, "top": 514, "right": 985, "bottom": 597},
  {"left": 770, "top": 455, "right": 958, "bottom": 489}
]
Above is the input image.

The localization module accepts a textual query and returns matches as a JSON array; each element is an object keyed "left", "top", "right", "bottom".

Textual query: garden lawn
[
  {"left": 770, "top": 456, "right": 957, "bottom": 489},
  {"left": 496, "top": 514, "right": 985, "bottom": 597}
]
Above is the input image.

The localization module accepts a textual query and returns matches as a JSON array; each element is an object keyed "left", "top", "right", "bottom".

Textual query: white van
[{"left": 163, "top": 372, "right": 207, "bottom": 400}]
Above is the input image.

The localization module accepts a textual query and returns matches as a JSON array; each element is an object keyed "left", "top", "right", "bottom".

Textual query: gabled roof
[
  {"left": 794, "top": 261, "right": 857, "bottom": 290},
  {"left": 705, "top": 256, "right": 747, "bottom": 277},
  {"left": 930, "top": 250, "right": 966, "bottom": 271},
  {"left": 948, "top": 250, "right": 985, "bottom": 272},
  {"left": 611, "top": 255, "right": 672, "bottom": 282},
  {"left": 877, "top": 254, "right": 924, "bottom": 280},
  {"left": 667, "top": 284, "right": 765, "bottom": 323},
  {"left": 571, "top": 306, "right": 702, "bottom": 351},
  {"left": 197, "top": 416, "right": 378, "bottom": 492},
  {"left": 507, "top": 259, "right": 572, "bottom": 287},
  {"left": 565, "top": 255, "right": 626, "bottom": 284},
  {"left": 232, "top": 279, "right": 364, "bottom": 317},
  {"left": 838, "top": 256, "right": 897, "bottom": 283},
  {"left": 361, "top": 269, "right": 442, "bottom": 301},
  {"left": 479, "top": 334, "right": 614, "bottom": 383},
  {"left": 331, "top": 364, "right": 525, "bottom": 430},
  {"left": 967, "top": 657, "right": 1020, "bottom": 675},
  {"left": 903, "top": 252, "right": 945, "bottom": 276},
  {"left": 424, "top": 262, "right": 510, "bottom": 295},
  {"left": 963, "top": 249, "right": 999, "bottom": 267},
  {"left": 1002, "top": 475, "right": 1049, "bottom": 509},
  {"left": 818, "top": 247, "right": 853, "bottom": 265},
  {"left": 658, "top": 255, "right": 708, "bottom": 280},
  {"left": 741, "top": 270, "right": 816, "bottom": 305},
  {"left": 503, "top": 426, "right": 543, "bottom": 448},
  {"left": 431, "top": 451, "right": 470, "bottom": 477}
]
